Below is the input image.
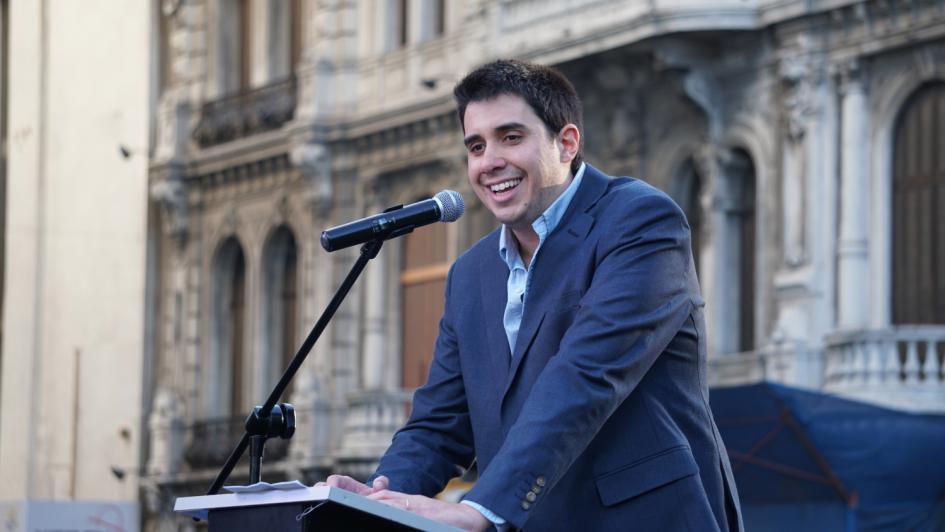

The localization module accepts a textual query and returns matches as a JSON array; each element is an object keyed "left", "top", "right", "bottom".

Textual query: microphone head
[{"left": 434, "top": 190, "right": 464, "bottom": 222}]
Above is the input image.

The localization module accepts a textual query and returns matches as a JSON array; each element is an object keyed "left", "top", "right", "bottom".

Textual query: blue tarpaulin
[{"left": 710, "top": 383, "right": 945, "bottom": 531}]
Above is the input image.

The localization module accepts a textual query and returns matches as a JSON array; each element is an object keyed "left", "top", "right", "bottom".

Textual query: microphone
[{"left": 320, "top": 190, "right": 465, "bottom": 252}]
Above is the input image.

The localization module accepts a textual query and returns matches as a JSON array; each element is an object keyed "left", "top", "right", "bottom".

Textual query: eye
[
  {"left": 467, "top": 142, "right": 484, "bottom": 154},
  {"left": 504, "top": 133, "right": 522, "bottom": 143}
]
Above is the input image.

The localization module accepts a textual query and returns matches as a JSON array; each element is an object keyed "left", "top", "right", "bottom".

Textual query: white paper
[{"left": 223, "top": 479, "right": 308, "bottom": 493}]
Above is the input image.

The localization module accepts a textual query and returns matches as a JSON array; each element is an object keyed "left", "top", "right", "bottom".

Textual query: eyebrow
[{"left": 463, "top": 122, "right": 529, "bottom": 147}]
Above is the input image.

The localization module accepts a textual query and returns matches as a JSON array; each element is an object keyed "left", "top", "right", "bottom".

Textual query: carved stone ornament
[
  {"left": 290, "top": 143, "right": 332, "bottom": 218},
  {"left": 161, "top": 0, "right": 182, "bottom": 17},
  {"left": 833, "top": 58, "right": 866, "bottom": 97},
  {"left": 780, "top": 54, "right": 815, "bottom": 143},
  {"left": 780, "top": 32, "right": 829, "bottom": 143},
  {"left": 149, "top": 170, "right": 189, "bottom": 246}
]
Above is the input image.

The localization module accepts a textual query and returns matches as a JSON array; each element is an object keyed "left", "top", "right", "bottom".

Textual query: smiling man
[{"left": 323, "top": 59, "right": 743, "bottom": 532}]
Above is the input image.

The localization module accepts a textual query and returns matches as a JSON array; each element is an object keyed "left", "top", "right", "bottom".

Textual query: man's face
[{"left": 463, "top": 94, "right": 577, "bottom": 231}]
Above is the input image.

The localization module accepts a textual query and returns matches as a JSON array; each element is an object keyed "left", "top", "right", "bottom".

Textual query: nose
[{"left": 479, "top": 144, "right": 506, "bottom": 175}]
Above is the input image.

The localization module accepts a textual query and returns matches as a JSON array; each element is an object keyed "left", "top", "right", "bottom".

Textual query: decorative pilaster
[
  {"left": 361, "top": 195, "right": 389, "bottom": 391},
  {"left": 770, "top": 35, "right": 837, "bottom": 387},
  {"left": 779, "top": 50, "right": 814, "bottom": 267},
  {"left": 836, "top": 59, "right": 871, "bottom": 329}
]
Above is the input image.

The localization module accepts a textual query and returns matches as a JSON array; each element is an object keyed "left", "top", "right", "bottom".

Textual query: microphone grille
[{"left": 435, "top": 190, "right": 465, "bottom": 222}]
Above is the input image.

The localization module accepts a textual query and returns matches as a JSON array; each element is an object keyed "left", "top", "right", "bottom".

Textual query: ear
[{"left": 557, "top": 124, "right": 580, "bottom": 164}]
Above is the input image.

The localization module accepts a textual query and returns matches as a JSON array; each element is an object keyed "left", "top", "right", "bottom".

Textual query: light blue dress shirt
[
  {"left": 461, "top": 163, "right": 586, "bottom": 529},
  {"left": 499, "top": 163, "right": 586, "bottom": 354}
]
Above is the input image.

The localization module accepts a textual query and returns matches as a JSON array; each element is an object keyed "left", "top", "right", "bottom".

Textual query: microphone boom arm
[{"left": 205, "top": 235, "right": 392, "bottom": 496}]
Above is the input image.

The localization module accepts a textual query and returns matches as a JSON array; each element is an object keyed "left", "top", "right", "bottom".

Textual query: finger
[
  {"left": 366, "top": 489, "right": 392, "bottom": 501},
  {"left": 372, "top": 475, "right": 390, "bottom": 492},
  {"left": 326, "top": 475, "right": 371, "bottom": 495}
]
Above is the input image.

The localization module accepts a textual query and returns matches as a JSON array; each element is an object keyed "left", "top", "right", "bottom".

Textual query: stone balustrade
[
  {"left": 334, "top": 389, "right": 413, "bottom": 479},
  {"left": 708, "top": 341, "right": 820, "bottom": 389},
  {"left": 824, "top": 326, "right": 945, "bottom": 413}
]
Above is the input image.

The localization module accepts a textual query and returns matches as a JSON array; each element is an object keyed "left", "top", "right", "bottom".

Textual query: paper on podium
[
  {"left": 174, "top": 484, "right": 463, "bottom": 531},
  {"left": 224, "top": 480, "right": 308, "bottom": 493}
]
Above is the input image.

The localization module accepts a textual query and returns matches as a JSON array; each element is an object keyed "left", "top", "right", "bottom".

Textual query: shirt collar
[{"left": 499, "top": 162, "right": 586, "bottom": 267}]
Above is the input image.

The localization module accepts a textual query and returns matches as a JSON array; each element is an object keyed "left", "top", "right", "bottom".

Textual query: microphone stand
[{"left": 206, "top": 221, "right": 408, "bottom": 496}]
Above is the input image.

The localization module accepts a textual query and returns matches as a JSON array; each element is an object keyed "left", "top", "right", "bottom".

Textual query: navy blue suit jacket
[{"left": 375, "top": 165, "right": 743, "bottom": 531}]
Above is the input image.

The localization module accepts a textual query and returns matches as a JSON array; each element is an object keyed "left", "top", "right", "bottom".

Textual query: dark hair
[{"left": 453, "top": 59, "right": 584, "bottom": 174}]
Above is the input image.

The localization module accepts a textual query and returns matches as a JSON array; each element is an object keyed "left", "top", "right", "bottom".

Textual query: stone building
[
  {"left": 0, "top": 1, "right": 149, "bottom": 529},
  {"left": 142, "top": 0, "right": 945, "bottom": 529}
]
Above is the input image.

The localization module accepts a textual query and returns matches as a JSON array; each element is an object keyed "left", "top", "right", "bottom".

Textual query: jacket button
[
  {"left": 525, "top": 491, "right": 537, "bottom": 502},
  {"left": 521, "top": 501, "right": 531, "bottom": 511},
  {"left": 536, "top": 476, "right": 546, "bottom": 487},
  {"left": 531, "top": 485, "right": 541, "bottom": 494}
]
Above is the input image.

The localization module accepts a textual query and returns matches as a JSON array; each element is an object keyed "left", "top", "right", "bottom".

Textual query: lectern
[{"left": 174, "top": 485, "right": 462, "bottom": 532}]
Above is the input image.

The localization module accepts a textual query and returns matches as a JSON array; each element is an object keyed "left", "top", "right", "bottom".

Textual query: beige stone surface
[{"left": 0, "top": 0, "right": 150, "bottom": 503}]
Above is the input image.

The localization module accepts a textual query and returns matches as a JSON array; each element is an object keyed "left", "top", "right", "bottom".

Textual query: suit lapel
[
  {"left": 479, "top": 232, "right": 512, "bottom": 386},
  {"left": 501, "top": 165, "right": 611, "bottom": 399}
]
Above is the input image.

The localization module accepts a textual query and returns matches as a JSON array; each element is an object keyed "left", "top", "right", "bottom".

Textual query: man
[{"left": 323, "top": 59, "right": 743, "bottom": 531}]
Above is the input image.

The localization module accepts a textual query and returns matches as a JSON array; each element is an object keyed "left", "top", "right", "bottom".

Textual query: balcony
[
  {"left": 708, "top": 341, "right": 822, "bottom": 389},
  {"left": 183, "top": 414, "right": 289, "bottom": 470},
  {"left": 824, "top": 326, "right": 945, "bottom": 413},
  {"left": 192, "top": 76, "right": 297, "bottom": 148}
]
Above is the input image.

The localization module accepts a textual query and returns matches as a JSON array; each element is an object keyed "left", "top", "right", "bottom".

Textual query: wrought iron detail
[
  {"left": 193, "top": 76, "right": 297, "bottom": 147},
  {"left": 184, "top": 414, "right": 289, "bottom": 470}
]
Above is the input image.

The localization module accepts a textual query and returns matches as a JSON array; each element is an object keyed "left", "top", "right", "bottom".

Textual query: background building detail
[{"left": 1, "top": 1, "right": 943, "bottom": 530}]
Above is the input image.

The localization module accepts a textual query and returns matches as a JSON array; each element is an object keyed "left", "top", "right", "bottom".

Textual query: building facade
[
  {"left": 142, "top": 0, "right": 945, "bottom": 529},
  {"left": 0, "top": 0, "right": 150, "bottom": 529}
]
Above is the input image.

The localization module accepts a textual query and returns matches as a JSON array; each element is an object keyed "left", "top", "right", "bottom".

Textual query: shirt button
[
  {"left": 536, "top": 476, "right": 546, "bottom": 487},
  {"left": 526, "top": 491, "right": 537, "bottom": 502},
  {"left": 521, "top": 501, "right": 531, "bottom": 510}
]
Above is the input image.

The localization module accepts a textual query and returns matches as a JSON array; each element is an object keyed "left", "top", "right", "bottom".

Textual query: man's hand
[
  {"left": 368, "top": 489, "right": 490, "bottom": 532},
  {"left": 315, "top": 474, "right": 389, "bottom": 496}
]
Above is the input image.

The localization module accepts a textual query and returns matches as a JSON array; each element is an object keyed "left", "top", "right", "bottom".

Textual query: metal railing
[{"left": 192, "top": 76, "right": 297, "bottom": 148}]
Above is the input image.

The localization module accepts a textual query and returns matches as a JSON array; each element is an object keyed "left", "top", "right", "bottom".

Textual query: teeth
[{"left": 489, "top": 179, "right": 522, "bottom": 193}]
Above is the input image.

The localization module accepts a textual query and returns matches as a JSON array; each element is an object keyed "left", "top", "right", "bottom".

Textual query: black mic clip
[{"left": 357, "top": 204, "right": 416, "bottom": 260}]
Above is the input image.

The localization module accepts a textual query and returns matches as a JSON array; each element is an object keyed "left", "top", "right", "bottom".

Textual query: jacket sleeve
[
  {"left": 463, "top": 191, "right": 697, "bottom": 529},
  {"left": 373, "top": 263, "right": 476, "bottom": 496}
]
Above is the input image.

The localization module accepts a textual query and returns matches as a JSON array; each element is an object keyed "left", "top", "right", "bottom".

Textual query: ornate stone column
[
  {"left": 836, "top": 59, "right": 871, "bottom": 329},
  {"left": 771, "top": 35, "right": 838, "bottom": 387}
]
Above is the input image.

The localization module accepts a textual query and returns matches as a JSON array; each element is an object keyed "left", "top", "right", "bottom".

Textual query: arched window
[
  {"left": 400, "top": 216, "right": 449, "bottom": 389},
  {"left": 262, "top": 226, "right": 298, "bottom": 396},
  {"left": 212, "top": 237, "right": 247, "bottom": 417},
  {"left": 892, "top": 82, "right": 945, "bottom": 325},
  {"left": 730, "top": 149, "right": 757, "bottom": 352}
]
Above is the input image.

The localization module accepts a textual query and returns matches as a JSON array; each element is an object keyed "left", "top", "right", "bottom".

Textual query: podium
[{"left": 174, "top": 485, "right": 463, "bottom": 531}]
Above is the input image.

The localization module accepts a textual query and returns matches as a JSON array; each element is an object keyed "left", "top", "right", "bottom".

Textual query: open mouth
[{"left": 489, "top": 178, "right": 522, "bottom": 194}]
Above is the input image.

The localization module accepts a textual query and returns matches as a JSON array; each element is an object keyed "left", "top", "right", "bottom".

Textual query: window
[
  {"left": 420, "top": 0, "right": 445, "bottom": 41},
  {"left": 267, "top": 0, "right": 300, "bottom": 80},
  {"left": 262, "top": 226, "right": 298, "bottom": 396},
  {"left": 892, "top": 82, "right": 945, "bottom": 325},
  {"left": 217, "top": 0, "right": 251, "bottom": 94},
  {"left": 731, "top": 149, "right": 756, "bottom": 352},
  {"left": 212, "top": 237, "right": 247, "bottom": 417},
  {"left": 400, "top": 221, "right": 449, "bottom": 389},
  {"left": 386, "top": 0, "right": 409, "bottom": 52}
]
